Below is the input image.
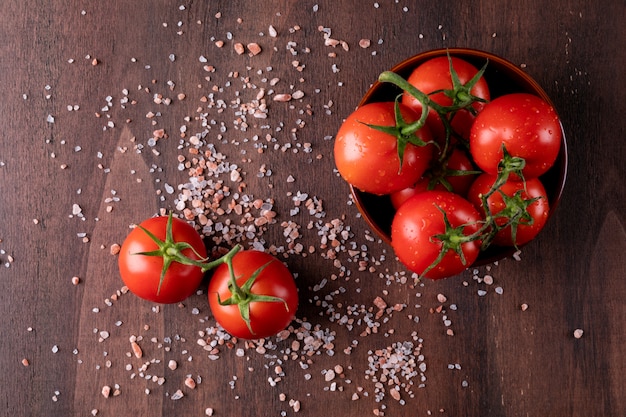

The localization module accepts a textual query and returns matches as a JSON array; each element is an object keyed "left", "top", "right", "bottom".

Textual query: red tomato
[
  {"left": 391, "top": 191, "right": 482, "bottom": 279},
  {"left": 467, "top": 174, "right": 550, "bottom": 246},
  {"left": 334, "top": 101, "right": 433, "bottom": 195},
  {"left": 401, "top": 56, "right": 490, "bottom": 142},
  {"left": 390, "top": 179, "right": 433, "bottom": 209},
  {"left": 119, "top": 216, "right": 207, "bottom": 304},
  {"left": 208, "top": 250, "right": 298, "bottom": 339},
  {"left": 390, "top": 148, "right": 477, "bottom": 209},
  {"left": 470, "top": 93, "right": 562, "bottom": 179}
]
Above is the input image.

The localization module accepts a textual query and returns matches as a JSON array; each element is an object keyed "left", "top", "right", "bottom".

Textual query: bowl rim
[{"left": 350, "top": 47, "right": 568, "bottom": 265}]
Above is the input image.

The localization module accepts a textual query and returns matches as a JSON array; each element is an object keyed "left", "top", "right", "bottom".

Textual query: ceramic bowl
[{"left": 350, "top": 48, "right": 568, "bottom": 265}]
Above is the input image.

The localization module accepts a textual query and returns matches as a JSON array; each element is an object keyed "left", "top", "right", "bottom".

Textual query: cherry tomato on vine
[
  {"left": 391, "top": 190, "right": 483, "bottom": 279},
  {"left": 470, "top": 93, "right": 562, "bottom": 179},
  {"left": 208, "top": 250, "right": 298, "bottom": 339},
  {"left": 401, "top": 56, "right": 490, "bottom": 143},
  {"left": 390, "top": 147, "right": 478, "bottom": 209},
  {"left": 334, "top": 101, "right": 433, "bottom": 195},
  {"left": 119, "top": 215, "right": 207, "bottom": 304},
  {"left": 467, "top": 174, "right": 550, "bottom": 246}
]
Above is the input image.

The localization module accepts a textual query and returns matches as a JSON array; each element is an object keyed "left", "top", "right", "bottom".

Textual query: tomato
[
  {"left": 390, "top": 180, "right": 432, "bottom": 209},
  {"left": 208, "top": 250, "right": 298, "bottom": 339},
  {"left": 119, "top": 215, "right": 207, "bottom": 304},
  {"left": 334, "top": 101, "right": 433, "bottom": 195},
  {"left": 401, "top": 56, "right": 490, "bottom": 142},
  {"left": 391, "top": 191, "right": 482, "bottom": 279},
  {"left": 390, "top": 147, "right": 477, "bottom": 209},
  {"left": 467, "top": 174, "right": 550, "bottom": 246},
  {"left": 470, "top": 93, "right": 561, "bottom": 179}
]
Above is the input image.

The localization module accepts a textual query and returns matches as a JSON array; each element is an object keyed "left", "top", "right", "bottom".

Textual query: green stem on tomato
[
  {"left": 361, "top": 95, "right": 435, "bottom": 174},
  {"left": 378, "top": 71, "right": 445, "bottom": 114},
  {"left": 215, "top": 256, "right": 288, "bottom": 336},
  {"left": 132, "top": 213, "right": 288, "bottom": 335},
  {"left": 134, "top": 212, "right": 244, "bottom": 295},
  {"left": 376, "top": 55, "right": 546, "bottom": 276},
  {"left": 199, "top": 244, "right": 241, "bottom": 273}
]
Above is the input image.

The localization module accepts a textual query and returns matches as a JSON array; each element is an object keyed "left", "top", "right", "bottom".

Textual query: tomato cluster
[
  {"left": 118, "top": 214, "right": 298, "bottom": 339},
  {"left": 334, "top": 55, "right": 562, "bottom": 280}
]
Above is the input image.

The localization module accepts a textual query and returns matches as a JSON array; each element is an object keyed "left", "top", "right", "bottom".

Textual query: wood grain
[{"left": 0, "top": 1, "right": 624, "bottom": 416}]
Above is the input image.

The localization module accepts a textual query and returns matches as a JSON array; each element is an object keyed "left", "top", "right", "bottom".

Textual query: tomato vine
[
  {"left": 377, "top": 53, "right": 553, "bottom": 279},
  {"left": 121, "top": 213, "right": 296, "bottom": 336}
]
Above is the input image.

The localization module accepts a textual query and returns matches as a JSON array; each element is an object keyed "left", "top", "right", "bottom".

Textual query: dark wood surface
[{"left": 1, "top": 1, "right": 624, "bottom": 416}]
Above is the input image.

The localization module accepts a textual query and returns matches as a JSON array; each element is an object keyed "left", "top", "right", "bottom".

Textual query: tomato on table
[
  {"left": 208, "top": 250, "right": 298, "bottom": 339},
  {"left": 391, "top": 190, "right": 483, "bottom": 279},
  {"left": 470, "top": 93, "right": 561, "bottom": 179},
  {"left": 118, "top": 215, "right": 207, "bottom": 304},
  {"left": 334, "top": 101, "right": 433, "bottom": 195},
  {"left": 467, "top": 173, "right": 550, "bottom": 246}
]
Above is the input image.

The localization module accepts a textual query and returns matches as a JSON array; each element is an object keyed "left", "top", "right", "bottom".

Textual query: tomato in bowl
[{"left": 349, "top": 48, "right": 568, "bottom": 268}]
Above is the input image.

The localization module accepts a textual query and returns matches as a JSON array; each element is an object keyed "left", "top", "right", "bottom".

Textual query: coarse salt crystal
[
  {"left": 185, "top": 377, "right": 197, "bottom": 389},
  {"left": 171, "top": 389, "right": 184, "bottom": 400},
  {"left": 324, "top": 369, "right": 336, "bottom": 381}
]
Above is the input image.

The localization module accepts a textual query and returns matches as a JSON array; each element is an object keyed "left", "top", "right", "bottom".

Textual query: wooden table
[{"left": 1, "top": 1, "right": 624, "bottom": 416}]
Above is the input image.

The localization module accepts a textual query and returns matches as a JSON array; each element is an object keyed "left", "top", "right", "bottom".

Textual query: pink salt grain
[
  {"left": 247, "top": 43, "right": 262, "bottom": 56},
  {"left": 234, "top": 43, "right": 245, "bottom": 55},
  {"left": 273, "top": 93, "right": 292, "bottom": 102},
  {"left": 185, "top": 377, "right": 197, "bottom": 389},
  {"left": 110, "top": 244, "right": 121, "bottom": 255},
  {"left": 131, "top": 341, "right": 143, "bottom": 358}
]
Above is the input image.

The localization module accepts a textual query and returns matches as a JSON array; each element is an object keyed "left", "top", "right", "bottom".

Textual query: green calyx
[
  {"left": 362, "top": 97, "right": 434, "bottom": 173},
  {"left": 425, "top": 205, "right": 476, "bottom": 276},
  {"left": 422, "top": 149, "right": 482, "bottom": 192},
  {"left": 134, "top": 212, "right": 210, "bottom": 296},
  {"left": 492, "top": 190, "right": 539, "bottom": 248},
  {"left": 133, "top": 212, "right": 240, "bottom": 294},
  {"left": 439, "top": 54, "right": 489, "bottom": 116},
  {"left": 133, "top": 213, "right": 288, "bottom": 336},
  {"left": 417, "top": 144, "right": 539, "bottom": 277},
  {"left": 215, "top": 253, "right": 289, "bottom": 336},
  {"left": 378, "top": 52, "right": 489, "bottom": 164}
]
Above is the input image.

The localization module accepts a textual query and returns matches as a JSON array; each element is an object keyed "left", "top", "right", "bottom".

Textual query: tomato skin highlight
[
  {"left": 208, "top": 250, "right": 298, "bottom": 339},
  {"left": 469, "top": 93, "right": 561, "bottom": 179},
  {"left": 467, "top": 174, "right": 550, "bottom": 246},
  {"left": 401, "top": 56, "right": 490, "bottom": 142},
  {"left": 391, "top": 191, "right": 482, "bottom": 279},
  {"left": 334, "top": 101, "right": 433, "bottom": 195},
  {"left": 119, "top": 216, "right": 207, "bottom": 304}
]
